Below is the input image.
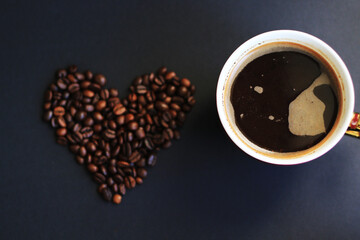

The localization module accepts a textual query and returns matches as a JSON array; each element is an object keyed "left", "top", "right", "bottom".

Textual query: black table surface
[{"left": 1, "top": 0, "right": 360, "bottom": 239}]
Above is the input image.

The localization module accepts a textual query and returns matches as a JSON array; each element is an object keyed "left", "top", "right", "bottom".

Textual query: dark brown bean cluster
[{"left": 43, "top": 65, "right": 195, "bottom": 204}]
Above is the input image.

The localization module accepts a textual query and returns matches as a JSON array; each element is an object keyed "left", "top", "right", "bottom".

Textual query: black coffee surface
[{"left": 230, "top": 51, "right": 338, "bottom": 152}]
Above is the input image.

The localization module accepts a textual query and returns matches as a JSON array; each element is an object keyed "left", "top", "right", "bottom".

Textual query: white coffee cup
[{"left": 216, "top": 30, "right": 355, "bottom": 165}]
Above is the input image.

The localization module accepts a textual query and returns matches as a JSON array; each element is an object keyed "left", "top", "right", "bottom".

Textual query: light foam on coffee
[{"left": 288, "top": 73, "right": 331, "bottom": 136}]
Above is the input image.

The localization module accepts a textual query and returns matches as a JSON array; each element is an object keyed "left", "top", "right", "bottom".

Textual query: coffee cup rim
[{"left": 216, "top": 30, "right": 355, "bottom": 165}]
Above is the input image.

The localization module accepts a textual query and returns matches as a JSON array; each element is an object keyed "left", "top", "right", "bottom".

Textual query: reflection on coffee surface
[{"left": 230, "top": 51, "right": 338, "bottom": 152}]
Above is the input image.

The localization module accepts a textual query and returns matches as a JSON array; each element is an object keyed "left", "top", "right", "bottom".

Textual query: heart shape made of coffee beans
[{"left": 43, "top": 65, "right": 195, "bottom": 204}]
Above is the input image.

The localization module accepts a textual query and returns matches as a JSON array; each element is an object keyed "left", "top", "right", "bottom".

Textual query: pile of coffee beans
[{"left": 43, "top": 65, "right": 195, "bottom": 204}]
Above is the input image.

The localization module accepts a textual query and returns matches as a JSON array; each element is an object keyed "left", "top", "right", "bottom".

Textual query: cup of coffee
[{"left": 217, "top": 30, "right": 355, "bottom": 165}]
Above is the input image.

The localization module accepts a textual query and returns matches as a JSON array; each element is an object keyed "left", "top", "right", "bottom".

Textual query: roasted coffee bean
[
  {"left": 137, "top": 168, "right": 147, "bottom": 178},
  {"left": 117, "top": 161, "right": 130, "bottom": 168},
  {"left": 53, "top": 106, "right": 65, "bottom": 117},
  {"left": 136, "top": 177, "right": 143, "bottom": 185},
  {"left": 108, "top": 88, "right": 118, "bottom": 97},
  {"left": 84, "top": 117, "right": 94, "bottom": 126},
  {"left": 44, "top": 90, "right": 53, "bottom": 102},
  {"left": 119, "top": 183, "right": 126, "bottom": 195},
  {"left": 101, "top": 188, "right": 112, "bottom": 201},
  {"left": 113, "top": 103, "right": 126, "bottom": 115},
  {"left": 69, "top": 144, "right": 80, "bottom": 154},
  {"left": 57, "top": 117, "right": 67, "bottom": 127},
  {"left": 43, "top": 110, "right": 53, "bottom": 121},
  {"left": 112, "top": 184, "right": 119, "bottom": 193},
  {"left": 81, "top": 127, "right": 94, "bottom": 138},
  {"left": 76, "top": 155, "right": 84, "bottom": 165},
  {"left": 89, "top": 83, "right": 101, "bottom": 92},
  {"left": 68, "top": 65, "right": 78, "bottom": 73},
  {"left": 104, "top": 129, "right": 116, "bottom": 139},
  {"left": 93, "top": 112, "right": 104, "bottom": 122},
  {"left": 94, "top": 74, "right": 106, "bottom": 86},
  {"left": 57, "top": 69, "right": 67, "bottom": 78},
  {"left": 135, "top": 127, "right": 145, "bottom": 139},
  {"left": 76, "top": 111, "right": 87, "bottom": 121},
  {"left": 68, "top": 83, "right": 80, "bottom": 93},
  {"left": 165, "top": 71, "right": 176, "bottom": 80},
  {"left": 87, "top": 163, "right": 98, "bottom": 173},
  {"left": 124, "top": 176, "right": 136, "bottom": 189},
  {"left": 57, "top": 79, "right": 67, "bottom": 90},
  {"left": 144, "top": 138, "right": 154, "bottom": 150},
  {"left": 56, "top": 128, "right": 67, "bottom": 136},
  {"left": 93, "top": 173, "right": 106, "bottom": 184},
  {"left": 147, "top": 153, "right": 157, "bottom": 167},
  {"left": 83, "top": 89, "right": 94, "bottom": 98},
  {"left": 86, "top": 142, "right": 96, "bottom": 152},
  {"left": 136, "top": 85, "right": 147, "bottom": 94},
  {"left": 187, "top": 96, "right": 196, "bottom": 106},
  {"left": 100, "top": 89, "right": 109, "bottom": 100},
  {"left": 96, "top": 100, "right": 107, "bottom": 111},
  {"left": 114, "top": 174, "right": 123, "bottom": 183},
  {"left": 56, "top": 136, "right": 68, "bottom": 145},
  {"left": 155, "top": 101, "right": 168, "bottom": 111},
  {"left": 79, "top": 146, "right": 87, "bottom": 157},
  {"left": 127, "top": 121, "right": 138, "bottom": 131}
]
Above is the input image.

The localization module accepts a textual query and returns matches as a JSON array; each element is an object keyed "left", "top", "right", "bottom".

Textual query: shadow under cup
[{"left": 217, "top": 30, "right": 354, "bottom": 165}]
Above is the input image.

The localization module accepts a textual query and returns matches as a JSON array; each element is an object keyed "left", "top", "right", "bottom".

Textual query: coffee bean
[
  {"left": 104, "top": 129, "right": 116, "bottom": 139},
  {"left": 119, "top": 183, "right": 126, "bottom": 195},
  {"left": 112, "top": 194, "right": 122, "bottom": 204},
  {"left": 76, "top": 111, "right": 87, "bottom": 121},
  {"left": 136, "top": 85, "right": 147, "bottom": 94},
  {"left": 165, "top": 71, "right": 176, "bottom": 80},
  {"left": 93, "top": 173, "right": 106, "bottom": 184},
  {"left": 69, "top": 144, "right": 80, "bottom": 154},
  {"left": 87, "top": 163, "right": 98, "bottom": 173},
  {"left": 57, "top": 117, "right": 67, "bottom": 127},
  {"left": 86, "top": 142, "right": 96, "bottom": 152},
  {"left": 57, "top": 79, "right": 67, "bottom": 90},
  {"left": 178, "top": 86, "right": 188, "bottom": 96},
  {"left": 93, "top": 112, "right": 104, "bottom": 122},
  {"left": 83, "top": 89, "right": 94, "bottom": 98},
  {"left": 84, "top": 117, "right": 94, "bottom": 126},
  {"left": 147, "top": 153, "right": 157, "bottom": 167},
  {"left": 113, "top": 103, "right": 126, "bottom": 115},
  {"left": 144, "top": 138, "right": 154, "bottom": 150},
  {"left": 112, "top": 184, "right": 119, "bottom": 193},
  {"left": 76, "top": 155, "right": 84, "bottom": 165},
  {"left": 68, "top": 83, "right": 80, "bottom": 93},
  {"left": 94, "top": 74, "right": 106, "bottom": 86},
  {"left": 109, "top": 88, "right": 118, "bottom": 97},
  {"left": 96, "top": 100, "right": 107, "bottom": 111},
  {"left": 136, "top": 177, "right": 143, "bottom": 185},
  {"left": 127, "top": 121, "right": 138, "bottom": 131},
  {"left": 155, "top": 101, "right": 168, "bottom": 111},
  {"left": 101, "top": 188, "right": 112, "bottom": 201},
  {"left": 100, "top": 89, "right": 109, "bottom": 100},
  {"left": 56, "top": 128, "right": 67, "bottom": 136},
  {"left": 89, "top": 83, "right": 101, "bottom": 92},
  {"left": 137, "top": 168, "right": 147, "bottom": 178},
  {"left": 113, "top": 174, "right": 123, "bottom": 184},
  {"left": 187, "top": 96, "right": 196, "bottom": 106},
  {"left": 56, "top": 136, "right": 68, "bottom": 145},
  {"left": 124, "top": 176, "right": 136, "bottom": 189},
  {"left": 44, "top": 90, "right": 53, "bottom": 102},
  {"left": 79, "top": 146, "right": 87, "bottom": 157},
  {"left": 135, "top": 127, "right": 145, "bottom": 139},
  {"left": 43, "top": 110, "right": 53, "bottom": 121},
  {"left": 53, "top": 106, "right": 65, "bottom": 117}
]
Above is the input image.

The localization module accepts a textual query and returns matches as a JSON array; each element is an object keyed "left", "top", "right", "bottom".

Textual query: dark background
[{"left": 1, "top": 0, "right": 360, "bottom": 239}]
